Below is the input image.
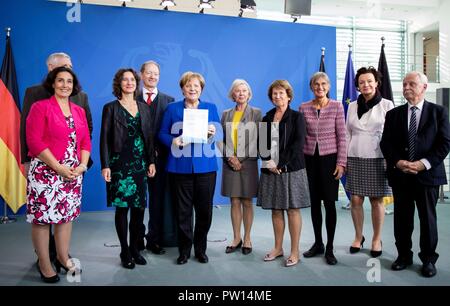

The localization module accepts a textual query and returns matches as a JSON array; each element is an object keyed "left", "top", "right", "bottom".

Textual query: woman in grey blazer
[{"left": 221, "top": 79, "right": 262, "bottom": 255}]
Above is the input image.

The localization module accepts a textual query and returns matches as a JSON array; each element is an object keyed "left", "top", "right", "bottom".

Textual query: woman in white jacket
[{"left": 346, "top": 66, "right": 394, "bottom": 258}]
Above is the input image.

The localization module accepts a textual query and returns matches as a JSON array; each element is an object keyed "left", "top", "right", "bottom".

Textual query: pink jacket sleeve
[
  {"left": 78, "top": 107, "right": 92, "bottom": 153},
  {"left": 26, "top": 102, "right": 48, "bottom": 158},
  {"left": 335, "top": 102, "right": 347, "bottom": 168}
]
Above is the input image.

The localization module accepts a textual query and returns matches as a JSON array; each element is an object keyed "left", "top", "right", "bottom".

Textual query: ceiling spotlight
[
  {"left": 199, "top": 0, "right": 214, "bottom": 9},
  {"left": 292, "top": 15, "right": 301, "bottom": 22},
  {"left": 160, "top": 0, "right": 176, "bottom": 10},
  {"left": 240, "top": 0, "right": 256, "bottom": 12},
  {"left": 119, "top": 0, "right": 132, "bottom": 7}
]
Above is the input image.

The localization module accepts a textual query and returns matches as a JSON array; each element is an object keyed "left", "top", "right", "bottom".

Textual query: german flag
[{"left": 0, "top": 30, "right": 26, "bottom": 213}]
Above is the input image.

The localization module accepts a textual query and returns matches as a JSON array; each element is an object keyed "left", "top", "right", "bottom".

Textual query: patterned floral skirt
[{"left": 26, "top": 117, "right": 83, "bottom": 225}]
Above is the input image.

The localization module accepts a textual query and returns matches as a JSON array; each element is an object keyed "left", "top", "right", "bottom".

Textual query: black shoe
[
  {"left": 391, "top": 258, "right": 413, "bottom": 271},
  {"left": 146, "top": 243, "right": 166, "bottom": 255},
  {"left": 37, "top": 266, "right": 60, "bottom": 283},
  {"left": 325, "top": 251, "right": 337, "bottom": 265},
  {"left": 54, "top": 258, "right": 82, "bottom": 275},
  {"left": 370, "top": 241, "right": 383, "bottom": 258},
  {"left": 242, "top": 246, "right": 252, "bottom": 255},
  {"left": 225, "top": 240, "right": 242, "bottom": 254},
  {"left": 195, "top": 253, "right": 209, "bottom": 264},
  {"left": 120, "top": 252, "right": 135, "bottom": 269},
  {"left": 421, "top": 262, "right": 437, "bottom": 278},
  {"left": 303, "top": 243, "right": 325, "bottom": 258},
  {"left": 131, "top": 253, "right": 147, "bottom": 265},
  {"left": 177, "top": 254, "right": 189, "bottom": 265},
  {"left": 349, "top": 236, "right": 365, "bottom": 254}
]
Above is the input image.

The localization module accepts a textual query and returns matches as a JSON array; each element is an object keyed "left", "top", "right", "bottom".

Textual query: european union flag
[
  {"left": 340, "top": 50, "right": 358, "bottom": 203},
  {"left": 342, "top": 50, "right": 358, "bottom": 118}
]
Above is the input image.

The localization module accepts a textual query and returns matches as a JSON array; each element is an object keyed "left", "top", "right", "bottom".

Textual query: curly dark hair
[
  {"left": 42, "top": 66, "right": 81, "bottom": 96},
  {"left": 112, "top": 68, "right": 140, "bottom": 99},
  {"left": 354, "top": 66, "right": 382, "bottom": 89}
]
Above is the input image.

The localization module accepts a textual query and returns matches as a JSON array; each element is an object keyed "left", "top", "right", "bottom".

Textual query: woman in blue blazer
[{"left": 159, "top": 71, "right": 220, "bottom": 265}]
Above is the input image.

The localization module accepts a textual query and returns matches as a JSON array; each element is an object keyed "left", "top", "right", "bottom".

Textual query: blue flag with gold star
[{"left": 342, "top": 50, "right": 358, "bottom": 118}]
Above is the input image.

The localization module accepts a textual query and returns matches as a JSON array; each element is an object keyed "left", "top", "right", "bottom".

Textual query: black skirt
[{"left": 305, "top": 150, "right": 339, "bottom": 202}]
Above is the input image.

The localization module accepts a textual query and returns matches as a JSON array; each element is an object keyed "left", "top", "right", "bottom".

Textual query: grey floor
[{"left": 1, "top": 198, "right": 450, "bottom": 286}]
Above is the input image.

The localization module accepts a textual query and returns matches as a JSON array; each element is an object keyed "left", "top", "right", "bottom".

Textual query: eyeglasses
[{"left": 143, "top": 71, "right": 159, "bottom": 77}]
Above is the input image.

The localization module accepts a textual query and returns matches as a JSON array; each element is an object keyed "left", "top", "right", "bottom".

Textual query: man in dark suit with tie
[
  {"left": 137, "top": 60, "right": 175, "bottom": 254},
  {"left": 20, "top": 52, "right": 93, "bottom": 262},
  {"left": 380, "top": 71, "right": 450, "bottom": 278}
]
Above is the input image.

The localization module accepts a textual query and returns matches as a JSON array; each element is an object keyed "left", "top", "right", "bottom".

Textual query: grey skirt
[
  {"left": 257, "top": 168, "right": 311, "bottom": 210},
  {"left": 221, "top": 158, "right": 259, "bottom": 198},
  {"left": 345, "top": 157, "right": 392, "bottom": 197}
]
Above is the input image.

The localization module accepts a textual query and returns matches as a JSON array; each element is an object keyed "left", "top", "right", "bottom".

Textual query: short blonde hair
[
  {"left": 179, "top": 71, "right": 205, "bottom": 90},
  {"left": 268, "top": 80, "right": 294, "bottom": 103},
  {"left": 228, "top": 79, "right": 253, "bottom": 102}
]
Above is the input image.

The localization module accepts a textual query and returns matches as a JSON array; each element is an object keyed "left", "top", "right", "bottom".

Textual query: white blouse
[{"left": 346, "top": 98, "right": 394, "bottom": 158}]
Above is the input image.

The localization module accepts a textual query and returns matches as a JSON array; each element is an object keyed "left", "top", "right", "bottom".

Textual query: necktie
[
  {"left": 408, "top": 106, "right": 417, "bottom": 161},
  {"left": 146, "top": 92, "right": 153, "bottom": 105}
]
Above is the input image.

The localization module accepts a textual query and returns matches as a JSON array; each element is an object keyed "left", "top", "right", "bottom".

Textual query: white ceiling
[{"left": 58, "top": 0, "right": 442, "bottom": 24}]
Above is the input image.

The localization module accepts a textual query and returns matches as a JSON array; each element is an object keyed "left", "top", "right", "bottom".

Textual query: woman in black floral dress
[{"left": 100, "top": 68, "right": 156, "bottom": 269}]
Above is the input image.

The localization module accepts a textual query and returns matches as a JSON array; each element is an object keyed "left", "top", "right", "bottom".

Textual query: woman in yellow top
[{"left": 220, "top": 79, "right": 262, "bottom": 255}]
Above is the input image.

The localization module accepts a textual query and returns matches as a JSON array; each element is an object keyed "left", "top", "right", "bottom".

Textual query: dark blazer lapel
[
  {"left": 114, "top": 101, "right": 128, "bottom": 127},
  {"left": 417, "top": 101, "right": 429, "bottom": 133},
  {"left": 399, "top": 103, "right": 409, "bottom": 139}
]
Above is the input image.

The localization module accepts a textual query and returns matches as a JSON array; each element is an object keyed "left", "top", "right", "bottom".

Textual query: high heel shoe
[
  {"left": 120, "top": 252, "right": 135, "bottom": 269},
  {"left": 131, "top": 252, "right": 147, "bottom": 265},
  {"left": 349, "top": 236, "right": 365, "bottom": 254},
  {"left": 225, "top": 240, "right": 242, "bottom": 254},
  {"left": 37, "top": 265, "right": 60, "bottom": 283},
  {"left": 370, "top": 241, "right": 383, "bottom": 258},
  {"left": 54, "top": 258, "right": 82, "bottom": 275},
  {"left": 242, "top": 242, "right": 252, "bottom": 255}
]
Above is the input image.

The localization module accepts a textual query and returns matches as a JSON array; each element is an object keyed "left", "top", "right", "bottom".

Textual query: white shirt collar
[
  {"left": 408, "top": 99, "right": 424, "bottom": 111},
  {"left": 143, "top": 87, "right": 158, "bottom": 98}
]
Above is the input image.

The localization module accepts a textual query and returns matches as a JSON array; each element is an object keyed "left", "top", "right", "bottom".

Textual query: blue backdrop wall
[{"left": 0, "top": 0, "right": 336, "bottom": 213}]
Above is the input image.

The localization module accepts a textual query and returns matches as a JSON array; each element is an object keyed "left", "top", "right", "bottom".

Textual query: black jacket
[
  {"left": 137, "top": 90, "right": 175, "bottom": 156},
  {"left": 100, "top": 100, "right": 155, "bottom": 169},
  {"left": 380, "top": 101, "right": 450, "bottom": 187},
  {"left": 260, "top": 107, "right": 306, "bottom": 174}
]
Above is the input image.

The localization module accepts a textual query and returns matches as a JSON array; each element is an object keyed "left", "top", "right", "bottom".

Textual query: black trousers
[
  {"left": 170, "top": 172, "right": 216, "bottom": 257},
  {"left": 392, "top": 176, "right": 439, "bottom": 264},
  {"left": 145, "top": 154, "right": 169, "bottom": 246}
]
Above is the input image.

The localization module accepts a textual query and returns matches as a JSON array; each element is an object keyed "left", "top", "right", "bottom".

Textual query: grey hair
[
  {"left": 405, "top": 71, "right": 428, "bottom": 85},
  {"left": 46, "top": 52, "right": 71, "bottom": 66},
  {"left": 228, "top": 79, "right": 253, "bottom": 102},
  {"left": 309, "top": 71, "right": 331, "bottom": 90},
  {"left": 140, "top": 60, "right": 160, "bottom": 73}
]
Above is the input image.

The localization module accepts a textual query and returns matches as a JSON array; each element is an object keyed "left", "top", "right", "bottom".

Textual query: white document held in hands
[{"left": 182, "top": 109, "right": 209, "bottom": 143}]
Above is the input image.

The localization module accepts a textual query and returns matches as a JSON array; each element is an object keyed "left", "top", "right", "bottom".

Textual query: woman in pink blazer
[
  {"left": 299, "top": 72, "right": 346, "bottom": 265},
  {"left": 26, "top": 66, "right": 91, "bottom": 283}
]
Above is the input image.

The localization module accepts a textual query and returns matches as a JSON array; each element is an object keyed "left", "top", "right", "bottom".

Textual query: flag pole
[{"left": 0, "top": 27, "right": 17, "bottom": 225}]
